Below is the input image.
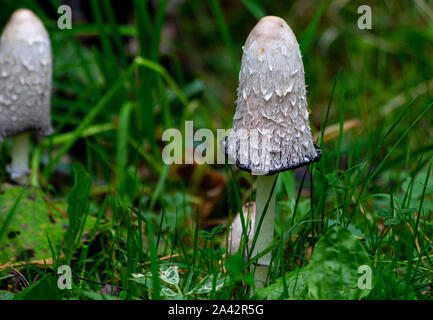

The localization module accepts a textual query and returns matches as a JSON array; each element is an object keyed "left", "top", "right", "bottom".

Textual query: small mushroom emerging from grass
[
  {"left": 0, "top": 9, "right": 53, "bottom": 185},
  {"left": 224, "top": 16, "right": 321, "bottom": 288},
  {"left": 228, "top": 202, "right": 256, "bottom": 257}
]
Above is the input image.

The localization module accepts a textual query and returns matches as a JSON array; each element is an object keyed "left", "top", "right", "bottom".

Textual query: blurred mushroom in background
[
  {"left": 0, "top": 9, "right": 53, "bottom": 185},
  {"left": 224, "top": 16, "right": 321, "bottom": 288}
]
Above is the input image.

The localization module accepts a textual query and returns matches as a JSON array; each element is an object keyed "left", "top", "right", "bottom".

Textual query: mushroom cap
[
  {"left": 0, "top": 9, "right": 53, "bottom": 141},
  {"left": 224, "top": 16, "right": 321, "bottom": 175}
]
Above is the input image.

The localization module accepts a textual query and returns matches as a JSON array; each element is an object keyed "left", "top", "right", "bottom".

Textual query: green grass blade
[
  {"left": 208, "top": 0, "right": 239, "bottom": 75},
  {"left": 117, "top": 102, "right": 134, "bottom": 199},
  {"left": 241, "top": 0, "right": 266, "bottom": 20},
  {"left": 0, "top": 189, "right": 25, "bottom": 243}
]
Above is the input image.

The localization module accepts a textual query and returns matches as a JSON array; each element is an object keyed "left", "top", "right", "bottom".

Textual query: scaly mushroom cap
[
  {"left": 0, "top": 9, "right": 53, "bottom": 141},
  {"left": 225, "top": 16, "right": 321, "bottom": 175}
]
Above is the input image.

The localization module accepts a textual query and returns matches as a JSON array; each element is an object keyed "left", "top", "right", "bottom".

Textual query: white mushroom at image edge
[
  {"left": 223, "top": 16, "right": 321, "bottom": 288},
  {"left": 0, "top": 9, "right": 53, "bottom": 185}
]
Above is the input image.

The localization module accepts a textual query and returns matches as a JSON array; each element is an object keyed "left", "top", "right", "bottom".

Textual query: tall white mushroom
[
  {"left": 0, "top": 9, "right": 53, "bottom": 185},
  {"left": 224, "top": 16, "right": 321, "bottom": 288}
]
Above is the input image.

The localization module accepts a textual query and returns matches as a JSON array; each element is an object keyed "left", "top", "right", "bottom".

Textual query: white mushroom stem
[
  {"left": 253, "top": 174, "right": 277, "bottom": 288},
  {"left": 8, "top": 133, "right": 31, "bottom": 185}
]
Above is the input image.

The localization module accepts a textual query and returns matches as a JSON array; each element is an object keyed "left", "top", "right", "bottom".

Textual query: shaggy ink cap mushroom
[
  {"left": 225, "top": 16, "right": 321, "bottom": 175},
  {"left": 0, "top": 9, "right": 53, "bottom": 183},
  {"left": 223, "top": 16, "right": 322, "bottom": 289}
]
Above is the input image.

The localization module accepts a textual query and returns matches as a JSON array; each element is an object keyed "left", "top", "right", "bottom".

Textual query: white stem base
[
  {"left": 253, "top": 175, "right": 277, "bottom": 289},
  {"left": 7, "top": 133, "right": 31, "bottom": 185}
]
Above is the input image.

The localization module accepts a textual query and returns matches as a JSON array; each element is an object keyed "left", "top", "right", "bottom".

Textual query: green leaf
[
  {"left": 327, "top": 220, "right": 365, "bottom": 239},
  {"left": 306, "top": 226, "right": 372, "bottom": 300},
  {"left": 255, "top": 269, "right": 308, "bottom": 300},
  {"left": 130, "top": 273, "right": 152, "bottom": 286},
  {"left": 186, "top": 274, "right": 230, "bottom": 296},
  {"left": 384, "top": 218, "right": 401, "bottom": 226},
  {"left": 130, "top": 267, "right": 183, "bottom": 300},
  {"left": 199, "top": 225, "right": 224, "bottom": 240},
  {"left": 160, "top": 265, "right": 180, "bottom": 287},
  {"left": 14, "top": 275, "right": 64, "bottom": 300},
  {"left": 401, "top": 169, "right": 433, "bottom": 199},
  {"left": 161, "top": 287, "right": 179, "bottom": 298},
  {"left": 211, "top": 224, "right": 225, "bottom": 236},
  {"left": 225, "top": 254, "right": 244, "bottom": 277},
  {"left": 64, "top": 162, "right": 92, "bottom": 264}
]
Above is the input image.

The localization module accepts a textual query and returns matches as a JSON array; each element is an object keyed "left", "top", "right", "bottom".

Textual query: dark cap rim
[{"left": 224, "top": 140, "right": 322, "bottom": 176}]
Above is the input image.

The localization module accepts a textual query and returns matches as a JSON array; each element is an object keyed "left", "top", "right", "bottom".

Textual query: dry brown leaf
[
  {"left": 0, "top": 258, "right": 55, "bottom": 271},
  {"left": 314, "top": 119, "right": 361, "bottom": 143}
]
